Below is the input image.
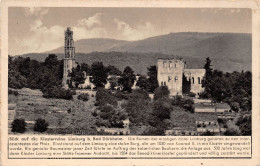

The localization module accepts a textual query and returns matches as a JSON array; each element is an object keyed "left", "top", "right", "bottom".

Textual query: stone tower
[
  {"left": 157, "top": 58, "right": 185, "bottom": 95},
  {"left": 62, "top": 27, "right": 76, "bottom": 89}
]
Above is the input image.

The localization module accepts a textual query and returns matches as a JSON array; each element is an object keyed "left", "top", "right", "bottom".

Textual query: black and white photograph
[{"left": 8, "top": 7, "right": 252, "bottom": 136}]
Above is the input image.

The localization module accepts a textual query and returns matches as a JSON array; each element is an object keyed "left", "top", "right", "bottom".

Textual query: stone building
[
  {"left": 62, "top": 27, "right": 76, "bottom": 89},
  {"left": 157, "top": 58, "right": 205, "bottom": 96}
]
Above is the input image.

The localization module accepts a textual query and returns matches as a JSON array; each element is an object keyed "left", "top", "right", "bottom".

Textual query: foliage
[
  {"left": 68, "top": 64, "right": 85, "bottom": 88},
  {"left": 34, "top": 118, "right": 49, "bottom": 133},
  {"left": 153, "top": 99, "right": 172, "bottom": 121},
  {"left": 8, "top": 55, "right": 63, "bottom": 90},
  {"left": 182, "top": 74, "right": 191, "bottom": 94},
  {"left": 142, "top": 126, "right": 165, "bottom": 136},
  {"left": 77, "top": 93, "right": 89, "bottom": 101},
  {"left": 236, "top": 114, "right": 251, "bottom": 136},
  {"left": 125, "top": 90, "right": 152, "bottom": 125},
  {"left": 90, "top": 62, "right": 108, "bottom": 88},
  {"left": 154, "top": 86, "right": 170, "bottom": 100},
  {"left": 107, "top": 75, "right": 120, "bottom": 90},
  {"left": 95, "top": 88, "right": 117, "bottom": 106},
  {"left": 106, "top": 65, "right": 122, "bottom": 75},
  {"left": 11, "top": 119, "right": 27, "bottom": 133},
  {"left": 200, "top": 131, "right": 215, "bottom": 136},
  {"left": 136, "top": 75, "right": 149, "bottom": 90},
  {"left": 118, "top": 66, "right": 136, "bottom": 92},
  {"left": 171, "top": 95, "right": 194, "bottom": 113},
  {"left": 42, "top": 86, "right": 73, "bottom": 100},
  {"left": 147, "top": 66, "right": 159, "bottom": 93},
  {"left": 201, "top": 58, "right": 251, "bottom": 111}
]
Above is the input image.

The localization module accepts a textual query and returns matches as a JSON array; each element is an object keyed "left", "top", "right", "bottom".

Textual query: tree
[
  {"left": 154, "top": 86, "right": 170, "bottom": 100},
  {"left": 68, "top": 64, "right": 85, "bottom": 88},
  {"left": 34, "top": 118, "right": 49, "bottom": 133},
  {"left": 90, "top": 62, "right": 108, "bottom": 88},
  {"left": 136, "top": 75, "right": 148, "bottom": 90},
  {"left": 204, "top": 57, "right": 213, "bottom": 79},
  {"left": 153, "top": 99, "right": 172, "bottom": 121},
  {"left": 11, "top": 119, "right": 26, "bottom": 133},
  {"left": 147, "top": 66, "right": 159, "bottom": 93},
  {"left": 118, "top": 66, "right": 136, "bottom": 92},
  {"left": 106, "top": 65, "right": 122, "bottom": 76}
]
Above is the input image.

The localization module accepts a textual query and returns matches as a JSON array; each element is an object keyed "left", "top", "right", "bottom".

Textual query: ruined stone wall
[
  {"left": 183, "top": 69, "right": 205, "bottom": 95},
  {"left": 157, "top": 58, "right": 185, "bottom": 95}
]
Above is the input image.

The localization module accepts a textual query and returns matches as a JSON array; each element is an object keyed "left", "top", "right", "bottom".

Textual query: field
[{"left": 8, "top": 88, "right": 97, "bottom": 135}]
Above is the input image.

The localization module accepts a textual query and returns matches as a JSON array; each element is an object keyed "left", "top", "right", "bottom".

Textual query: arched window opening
[
  {"left": 161, "top": 82, "right": 163, "bottom": 86},
  {"left": 163, "top": 61, "right": 167, "bottom": 68},
  {"left": 198, "top": 77, "right": 201, "bottom": 84},
  {"left": 164, "top": 82, "right": 166, "bottom": 86},
  {"left": 169, "top": 61, "right": 173, "bottom": 68},
  {"left": 174, "top": 63, "right": 177, "bottom": 68},
  {"left": 192, "top": 77, "right": 194, "bottom": 84},
  {"left": 168, "top": 76, "right": 172, "bottom": 82}
]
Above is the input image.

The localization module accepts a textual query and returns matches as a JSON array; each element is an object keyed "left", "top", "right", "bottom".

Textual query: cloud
[
  {"left": 16, "top": 13, "right": 107, "bottom": 54},
  {"left": 114, "top": 18, "right": 156, "bottom": 40},
  {"left": 77, "top": 13, "right": 103, "bottom": 28},
  {"left": 24, "top": 7, "right": 49, "bottom": 17}
]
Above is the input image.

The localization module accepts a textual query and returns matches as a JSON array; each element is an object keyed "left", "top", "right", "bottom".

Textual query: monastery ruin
[{"left": 62, "top": 28, "right": 206, "bottom": 95}]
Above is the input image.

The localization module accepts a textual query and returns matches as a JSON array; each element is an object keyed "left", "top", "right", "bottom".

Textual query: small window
[
  {"left": 163, "top": 61, "right": 167, "bottom": 68},
  {"left": 192, "top": 77, "right": 194, "bottom": 84},
  {"left": 168, "top": 76, "right": 172, "bottom": 82},
  {"left": 169, "top": 61, "right": 173, "bottom": 68},
  {"left": 198, "top": 77, "right": 201, "bottom": 84},
  {"left": 161, "top": 82, "right": 163, "bottom": 86},
  {"left": 175, "top": 63, "right": 177, "bottom": 68},
  {"left": 164, "top": 82, "right": 166, "bottom": 86}
]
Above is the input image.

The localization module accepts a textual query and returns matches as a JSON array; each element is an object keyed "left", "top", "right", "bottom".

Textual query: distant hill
[{"left": 16, "top": 32, "right": 251, "bottom": 74}]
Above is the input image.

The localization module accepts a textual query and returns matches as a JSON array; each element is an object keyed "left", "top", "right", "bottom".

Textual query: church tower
[{"left": 62, "top": 27, "right": 76, "bottom": 89}]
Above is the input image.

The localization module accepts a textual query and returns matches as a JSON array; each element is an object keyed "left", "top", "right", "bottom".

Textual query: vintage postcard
[{"left": 1, "top": 0, "right": 260, "bottom": 165}]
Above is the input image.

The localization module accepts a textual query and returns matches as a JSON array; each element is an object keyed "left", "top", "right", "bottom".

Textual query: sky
[{"left": 8, "top": 7, "right": 251, "bottom": 55}]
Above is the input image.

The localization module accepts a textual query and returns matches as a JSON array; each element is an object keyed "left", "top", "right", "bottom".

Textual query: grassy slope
[{"left": 8, "top": 88, "right": 97, "bottom": 134}]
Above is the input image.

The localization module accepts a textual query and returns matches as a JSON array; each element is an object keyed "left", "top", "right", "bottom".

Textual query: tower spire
[{"left": 62, "top": 27, "right": 76, "bottom": 89}]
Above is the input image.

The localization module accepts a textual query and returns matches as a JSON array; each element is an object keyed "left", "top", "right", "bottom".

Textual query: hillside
[{"left": 16, "top": 32, "right": 252, "bottom": 74}]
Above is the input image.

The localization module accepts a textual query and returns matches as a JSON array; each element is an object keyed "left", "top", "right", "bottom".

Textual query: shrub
[
  {"left": 78, "top": 93, "right": 89, "bottom": 101},
  {"left": 42, "top": 86, "right": 73, "bottom": 100},
  {"left": 95, "top": 88, "right": 117, "bottom": 106},
  {"left": 154, "top": 86, "right": 170, "bottom": 100},
  {"left": 34, "top": 118, "right": 49, "bottom": 133},
  {"left": 153, "top": 99, "right": 172, "bottom": 121},
  {"left": 11, "top": 119, "right": 26, "bottom": 133},
  {"left": 188, "top": 92, "right": 196, "bottom": 97}
]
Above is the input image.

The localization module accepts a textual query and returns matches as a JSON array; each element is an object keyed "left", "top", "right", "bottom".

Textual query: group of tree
[
  {"left": 8, "top": 55, "right": 74, "bottom": 99},
  {"left": 11, "top": 118, "right": 49, "bottom": 133},
  {"left": 201, "top": 57, "right": 251, "bottom": 112},
  {"left": 69, "top": 61, "right": 159, "bottom": 93}
]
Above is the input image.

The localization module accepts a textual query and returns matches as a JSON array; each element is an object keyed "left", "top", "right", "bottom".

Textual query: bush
[
  {"left": 34, "top": 118, "right": 49, "bottom": 133},
  {"left": 42, "top": 86, "right": 73, "bottom": 100},
  {"left": 153, "top": 99, "right": 172, "bottom": 121},
  {"left": 188, "top": 92, "right": 196, "bottom": 97},
  {"left": 95, "top": 88, "right": 117, "bottom": 106},
  {"left": 154, "top": 86, "right": 170, "bottom": 100},
  {"left": 78, "top": 93, "right": 89, "bottom": 101},
  {"left": 11, "top": 119, "right": 26, "bottom": 133}
]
